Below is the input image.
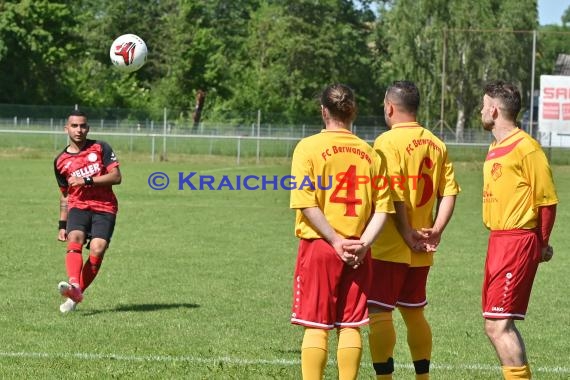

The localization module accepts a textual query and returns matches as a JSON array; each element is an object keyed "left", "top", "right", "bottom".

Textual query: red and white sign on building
[{"left": 539, "top": 75, "right": 570, "bottom": 146}]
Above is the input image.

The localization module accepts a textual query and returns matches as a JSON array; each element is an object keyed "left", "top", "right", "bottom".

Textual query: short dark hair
[
  {"left": 484, "top": 80, "right": 521, "bottom": 121},
  {"left": 320, "top": 83, "right": 357, "bottom": 123},
  {"left": 69, "top": 109, "right": 87, "bottom": 118},
  {"left": 385, "top": 80, "right": 420, "bottom": 115}
]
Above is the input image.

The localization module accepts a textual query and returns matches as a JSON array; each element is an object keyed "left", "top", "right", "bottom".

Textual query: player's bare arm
[
  {"left": 344, "top": 212, "right": 390, "bottom": 268},
  {"left": 301, "top": 206, "right": 362, "bottom": 264},
  {"left": 58, "top": 192, "right": 68, "bottom": 241},
  {"left": 67, "top": 167, "right": 122, "bottom": 187},
  {"left": 392, "top": 201, "right": 431, "bottom": 252},
  {"left": 421, "top": 195, "right": 457, "bottom": 249}
]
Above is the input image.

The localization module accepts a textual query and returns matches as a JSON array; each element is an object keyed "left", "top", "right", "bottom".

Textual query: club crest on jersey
[
  {"left": 491, "top": 162, "right": 502, "bottom": 180},
  {"left": 88, "top": 153, "right": 98, "bottom": 162}
]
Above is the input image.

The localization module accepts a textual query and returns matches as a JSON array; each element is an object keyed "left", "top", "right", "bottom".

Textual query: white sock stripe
[{"left": 0, "top": 351, "right": 568, "bottom": 374}]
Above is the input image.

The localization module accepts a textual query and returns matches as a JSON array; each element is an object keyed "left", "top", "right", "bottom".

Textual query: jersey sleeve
[
  {"left": 437, "top": 152, "right": 461, "bottom": 197},
  {"left": 374, "top": 136, "right": 404, "bottom": 202},
  {"left": 100, "top": 141, "right": 119, "bottom": 170},
  {"left": 53, "top": 157, "right": 68, "bottom": 192},
  {"left": 290, "top": 142, "right": 317, "bottom": 209},
  {"left": 522, "top": 150, "right": 558, "bottom": 208},
  {"left": 373, "top": 152, "right": 396, "bottom": 214}
]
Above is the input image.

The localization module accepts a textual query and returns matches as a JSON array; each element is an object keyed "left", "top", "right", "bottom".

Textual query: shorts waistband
[{"left": 490, "top": 228, "right": 538, "bottom": 237}]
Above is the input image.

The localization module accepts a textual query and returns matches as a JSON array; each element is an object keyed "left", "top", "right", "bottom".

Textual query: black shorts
[{"left": 67, "top": 208, "right": 116, "bottom": 242}]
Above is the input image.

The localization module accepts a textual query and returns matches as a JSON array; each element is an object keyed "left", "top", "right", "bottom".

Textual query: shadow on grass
[{"left": 81, "top": 302, "right": 200, "bottom": 316}]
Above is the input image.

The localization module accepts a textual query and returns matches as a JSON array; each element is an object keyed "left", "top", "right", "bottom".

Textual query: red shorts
[
  {"left": 291, "top": 239, "right": 372, "bottom": 329},
  {"left": 367, "top": 260, "right": 429, "bottom": 310},
  {"left": 482, "top": 229, "right": 541, "bottom": 320}
]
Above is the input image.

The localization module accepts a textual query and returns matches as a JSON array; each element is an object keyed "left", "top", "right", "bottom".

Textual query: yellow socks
[
  {"left": 399, "top": 307, "right": 432, "bottom": 379},
  {"left": 369, "top": 312, "right": 396, "bottom": 379},
  {"left": 301, "top": 328, "right": 328, "bottom": 380},
  {"left": 502, "top": 365, "right": 531, "bottom": 379},
  {"left": 337, "top": 327, "right": 362, "bottom": 380}
]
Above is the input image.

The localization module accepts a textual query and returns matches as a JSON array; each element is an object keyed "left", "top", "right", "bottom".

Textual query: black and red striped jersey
[{"left": 54, "top": 139, "right": 120, "bottom": 214}]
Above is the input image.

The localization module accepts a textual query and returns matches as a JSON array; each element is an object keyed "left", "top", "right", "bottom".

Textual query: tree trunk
[
  {"left": 192, "top": 90, "right": 206, "bottom": 132},
  {"left": 455, "top": 106, "right": 465, "bottom": 143}
]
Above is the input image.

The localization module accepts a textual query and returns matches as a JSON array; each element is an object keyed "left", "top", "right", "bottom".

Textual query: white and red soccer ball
[{"left": 109, "top": 34, "right": 148, "bottom": 72}]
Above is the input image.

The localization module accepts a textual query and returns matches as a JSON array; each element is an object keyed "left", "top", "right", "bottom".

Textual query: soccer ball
[{"left": 109, "top": 34, "right": 148, "bottom": 72}]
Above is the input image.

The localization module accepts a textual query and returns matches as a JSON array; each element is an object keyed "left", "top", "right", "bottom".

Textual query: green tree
[
  {"left": 562, "top": 5, "right": 570, "bottom": 26},
  {"left": 64, "top": 0, "right": 158, "bottom": 112},
  {"left": 0, "top": 0, "right": 77, "bottom": 104},
  {"left": 373, "top": 0, "right": 537, "bottom": 140},
  {"left": 228, "top": 0, "right": 377, "bottom": 124},
  {"left": 536, "top": 25, "right": 570, "bottom": 82},
  {"left": 150, "top": 0, "right": 258, "bottom": 124}
]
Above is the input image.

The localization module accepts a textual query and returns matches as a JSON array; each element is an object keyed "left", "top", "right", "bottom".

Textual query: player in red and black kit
[{"left": 54, "top": 110, "right": 122, "bottom": 313}]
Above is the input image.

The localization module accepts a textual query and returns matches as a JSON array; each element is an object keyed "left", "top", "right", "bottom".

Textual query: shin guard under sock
[
  {"left": 301, "top": 328, "right": 328, "bottom": 380},
  {"left": 80, "top": 254, "right": 103, "bottom": 291},
  {"left": 369, "top": 312, "right": 396, "bottom": 379},
  {"left": 400, "top": 307, "right": 432, "bottom": 378},
  {"left": 337, "top": 327, "right": 362, "bottom": 380},
  {"left": 65, "top": 242, "right": 83, "bottom": 285}
]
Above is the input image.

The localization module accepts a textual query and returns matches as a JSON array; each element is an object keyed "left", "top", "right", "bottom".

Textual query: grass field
[{"left": 1, "top": 150, "right": 569, "bottom": 379}]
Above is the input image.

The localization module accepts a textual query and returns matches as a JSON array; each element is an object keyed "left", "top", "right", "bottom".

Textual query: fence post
[
  {"left": 548, "top": 131, "right": 552, "bottom": 162},
  {"left": 163, "top": 107, "right": 167, "bottom": 161},
  {"left": 129, "top": 126, "right": 133, "bottom": 153},
  {"left": 237, "top": 136, "right": 241, "bottom": 166},
  {"left": 529, "top": 29, "right": 537, "bottom": 138},
  {"left": 256, "top": 109, "right": 261, "bottom": 164},
  {"left": 440, "top": 28, "right": 447, "bottom": 139},
  {"left": 51, "top": 118, "right": 56, "bottom": 151},
  {"left": 151, "top": 135, "right": 155, "bottom": 162}
]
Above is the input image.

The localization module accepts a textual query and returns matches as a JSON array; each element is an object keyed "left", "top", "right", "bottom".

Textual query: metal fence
[
  {"left": 3, "top": 116, "right": 570, "bottom": 166},
  {"left": 0, "top": 117, "right": 389, "bottom": 164}
]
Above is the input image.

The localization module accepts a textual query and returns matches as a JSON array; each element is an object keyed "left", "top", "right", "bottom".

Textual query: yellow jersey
[
  {"left": 290, "top": 129, "right": 395, "bottom": 239},
  {"left": 372, "top": 122, "right": 460, "bottom": 266},
  {"left": 483, "top": 128, "right": 558, "bottom": 230}
]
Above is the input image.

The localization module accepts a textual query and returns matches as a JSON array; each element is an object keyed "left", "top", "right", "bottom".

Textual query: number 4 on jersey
[{"left": 329, "top": 165, "right": 362, "bottom": 217}]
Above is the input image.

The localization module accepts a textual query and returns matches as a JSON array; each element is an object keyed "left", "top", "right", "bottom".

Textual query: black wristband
[
  {"left": 84, "top": 176, "right": 94, "bottom": 186},
  {"left": 59, "top": 220, "right": 67, "bottom": 230}
]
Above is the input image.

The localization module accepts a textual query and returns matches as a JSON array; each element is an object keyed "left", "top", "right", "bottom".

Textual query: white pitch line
[
  {"left": 197, "top": 165, "right": 286, "bottom": 174},
  {"left": 0, "top": 352, "right": 568, "bottom": 374}
]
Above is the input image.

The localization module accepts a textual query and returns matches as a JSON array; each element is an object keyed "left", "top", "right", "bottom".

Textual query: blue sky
[{"left": 538, "top": 0, "right": 570, "bottom": 25}]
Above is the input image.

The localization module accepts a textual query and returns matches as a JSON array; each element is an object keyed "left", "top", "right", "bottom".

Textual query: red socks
[
  {"left": 80, "top": 254, "right": 103, "bottom": 291},
  {"left": 65, "top": 242, "right": 83, "bottom": 285},
  {"left": 66, "top": 241, "right": 103, "bottom": 292}
]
